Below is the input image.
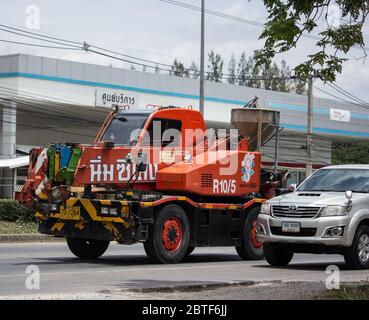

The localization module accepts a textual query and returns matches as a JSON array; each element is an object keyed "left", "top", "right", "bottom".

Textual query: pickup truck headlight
[
  {"left": 321, "top": 205, "right": 350, "bottom": 217},
  {"left": 260, "top": 203, "right": 271, "bottom": 215}
]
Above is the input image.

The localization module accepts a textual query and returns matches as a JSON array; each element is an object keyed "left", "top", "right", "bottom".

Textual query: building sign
[
  {"left": 330, "top": 108, "right": 350, "bottom": 122},
  {"left": 95, "top": 88, "right": 139, "bottom": 109}
]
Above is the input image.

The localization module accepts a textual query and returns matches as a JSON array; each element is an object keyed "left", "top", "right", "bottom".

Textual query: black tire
[
  {"left": 344, "top": 225, "right": 369, "bottom": 270},
  {"left": 263, "top": 243, "right": 293, "bottom": 266},
  {"left": 186, "top": 246, "right": 195, "bottom": 256},
  {"left": 144, "top": 204, "right": 190, "bottom": 264},
  {"left": 66, "top": 237, "right": 109, "bottom": 260},
  {"left": 235, "top": 206, "right": 264, "bottom": 260}
]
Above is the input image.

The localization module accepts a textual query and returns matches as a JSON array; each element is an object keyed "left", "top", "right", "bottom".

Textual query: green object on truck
[
  {"left": 47, "top": 148, "right": 55, "bottom": 180},
  {"left": 58, "top": 147, "right": 82, "bottom": 185}
]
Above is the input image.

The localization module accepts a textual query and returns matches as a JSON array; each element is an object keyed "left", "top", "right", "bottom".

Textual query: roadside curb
[{"left": 0, "top": 234, "right": 63, "bottom": 242}]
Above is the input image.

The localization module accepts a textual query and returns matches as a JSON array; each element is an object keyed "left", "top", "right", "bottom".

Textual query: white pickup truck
[{"left": 256, "top": 165, "right": 369, "bottom": 269}]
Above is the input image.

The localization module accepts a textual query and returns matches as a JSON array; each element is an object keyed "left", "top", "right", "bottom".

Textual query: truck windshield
[
  {"left": 101, "top": 114, "right": 149, "bottom": 146},
  {"left": 297, "top": 169, "right": 369, "bottom": 193}
]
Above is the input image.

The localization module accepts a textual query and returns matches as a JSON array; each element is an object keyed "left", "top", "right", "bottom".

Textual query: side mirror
[
  {"left": 345, "top": 190, "right": 353, "bottom": 205},
  {"left": 136, "top": 152, "right": 148, "bottom": 172},
  {"left": 288, "top": 184, "right": 297, "bottom": 192}
]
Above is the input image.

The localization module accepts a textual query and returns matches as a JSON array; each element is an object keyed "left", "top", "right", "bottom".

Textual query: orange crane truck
[{"left": 16, "top": 103, "right": 284, "bottom": 264}]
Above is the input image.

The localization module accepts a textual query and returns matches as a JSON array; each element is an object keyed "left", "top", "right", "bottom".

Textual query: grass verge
[
  {"left": 0, "top": 220, "right": 38, "bottom": 234},
  {"left": 326, "top": 283, "right": 369, "bottom": 300}
]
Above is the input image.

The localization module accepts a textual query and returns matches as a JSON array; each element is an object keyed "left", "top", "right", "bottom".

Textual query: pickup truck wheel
[
  {"left": 144, "top": 205, "right": 190, "bottom": 264},
  {"left": 263, "top": 243, "right": 293, "bottom": 266},
  {"left": 66, "top": 237, "right": 109, "bottom": 260},
  {"left": 344, "top": 225, "right": 369, "bottom": 270},
  {"left": 235, "top": 206, "right": 264, "bottom": 260}
]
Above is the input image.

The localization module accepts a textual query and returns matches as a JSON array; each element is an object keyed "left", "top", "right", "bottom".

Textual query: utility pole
[
  {"left": 199, "top": 0, "right": 205, "bottom": 116},
  {"left": 306, "top": 76, "right": 313, "bottom": 177}
]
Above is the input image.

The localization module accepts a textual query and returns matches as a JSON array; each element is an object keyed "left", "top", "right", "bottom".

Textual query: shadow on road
[{"left": 11, "top": 253, "right": 243, "bottom": 268}]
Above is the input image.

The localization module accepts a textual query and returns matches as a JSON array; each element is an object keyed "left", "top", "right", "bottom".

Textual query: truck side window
[{"left": 143, "top": 118, "right": 182, "bottom": 147}]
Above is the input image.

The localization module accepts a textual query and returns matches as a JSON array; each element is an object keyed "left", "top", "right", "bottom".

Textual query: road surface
[{"left": 0, "top": 242, "right": 368, "bottom": 299}]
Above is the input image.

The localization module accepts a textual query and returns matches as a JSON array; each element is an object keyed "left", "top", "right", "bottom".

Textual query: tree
[
  {"left": 227, "top": 54, "right": 237, "bottom": 84},
  {"left": 250, "top": 53, "right": 261, "bottom": 88},
  {"left": 294, "top": 79, "right": 307, "bottom": 95},
  {"left": 170, "top": 59, "right": 186, "bottom": 77},
  {"left": 207, "top": 50, "right": 224, "bottom": 82},
  {"left": 332, "top": 142, "right": 369, "bottom": 164},
  {"left": 279, "top": 59, "right": 291, "bottom": 92},
  {"left": 261, "top": 62, "right": 280, "bottom": 91},
  {"left": 256, "top": 1, "right": 369, "bottom": 82},
  {"left": 237, "top": 52, "right": 248, "bottom": 86},
  {"left": 189, "top": 61, "right": 200, "bottom": 79}
]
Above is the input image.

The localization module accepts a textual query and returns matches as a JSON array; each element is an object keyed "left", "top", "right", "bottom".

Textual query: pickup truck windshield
[
  {"left": 298, "top": 169, "right": 369, "bottom": 193},
  {"left": 101, "top": 114, "right": 148, "bottom": 145}
]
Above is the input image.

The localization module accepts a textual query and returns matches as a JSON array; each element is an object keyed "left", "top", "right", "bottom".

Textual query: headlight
[
  {"left": 260, "top": 203, "right": 271, "bottom": 215},
  {"left": 321, "top": 205, "right": 350, "bottom": 217},
  {"left": 101, "top": 207, "right": 109, "bottom": 215}
]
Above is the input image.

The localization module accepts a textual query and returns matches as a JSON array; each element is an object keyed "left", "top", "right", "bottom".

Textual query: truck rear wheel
[
  {"left": 144, "top": 204, "right": 190, "bottom": 264},
  {"left": 66, "top": 237, "right": 109, "bottom": 260},
  {"left": 344, "top": 225, "right": 369, "bottom": 269},
  {"left": 264, "top": 243, "right": 293, "bottom": 266},
  {"left": 236, "top": 206, "right": 264, "bottom": 260}
]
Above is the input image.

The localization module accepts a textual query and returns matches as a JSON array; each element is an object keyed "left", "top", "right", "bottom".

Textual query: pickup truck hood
[{"left": 270, "top": 191, "right": 369, "bottom": 206}]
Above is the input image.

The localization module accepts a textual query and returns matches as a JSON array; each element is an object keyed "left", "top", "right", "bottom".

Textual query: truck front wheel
[
  {"left": 144, "top": 204, "right": 190, "bottom": 264},
  {"left": 344, "top": 225, "right": 369, "bottom": 269},
  {"left": 236, "top": 206, "right": 264, "bottom": 260},
  {"left": 263, "top": 243, "right": 293, "bottom": 266},
  {"left": 66, "top": 237, "right": 109, "bottom": 260}
]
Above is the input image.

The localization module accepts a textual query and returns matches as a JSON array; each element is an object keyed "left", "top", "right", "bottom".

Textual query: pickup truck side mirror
[{"left": 345, "top": 190, "right": 353, "bottom": 205}]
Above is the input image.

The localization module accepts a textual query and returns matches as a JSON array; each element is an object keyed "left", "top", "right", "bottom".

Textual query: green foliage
[
  {"left": 256, "top": 0, "right": 368, "bottom": 82},
  {"left": 206, "top": 50, "right": 224, "bottom": 82},
  {"left": 171, "top": 51, "right": 305, "bottom": 95},
  {"left": 332, "top": 142, "right": 369, "bottom": 165},
  {"left": 0, "top": 200, "right": 35, "bottom": 222},
  {"left": 227, "top": 54, "right": 237, "bottom": 84},
  {"left": 189, "top": 61, "right": 199, "bottom": 79},
  {"left": 170, "top": 59, "right": 186, "bottom": 77}
]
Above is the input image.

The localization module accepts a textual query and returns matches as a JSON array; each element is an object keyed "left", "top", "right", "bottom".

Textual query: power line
[
  {"left": 159, "top": 0, "right": 369, "bottom": 51},
  {"left": 314, "top": 85, "right": 369, "bottom": 111},
  {"left": 0, "top": 23, "right": 298, "bottom": 82},
  {"left": 0, "top": 23, "right": 81, "bottom": 45},
  {"left": 0, "top": 27, "right": 82, "bottom": 49},
  {"left": 329, "top": 83, "right": 369, "bottom": 107},
  {"left": 0, "top": 39, "right": 80, "bottom": 50}
]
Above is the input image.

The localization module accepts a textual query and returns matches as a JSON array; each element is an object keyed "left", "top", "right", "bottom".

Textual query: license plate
[
  {"left": 282, "top": 222, "right": 300, "bottom": 233},
  {"left": 60, "top": 207, "right": 81, "bottom": 220}
]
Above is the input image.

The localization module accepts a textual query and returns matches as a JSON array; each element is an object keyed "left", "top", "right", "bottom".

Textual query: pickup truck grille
[{"left": 271, "top": 205, "right": 322, "bottom": 218}]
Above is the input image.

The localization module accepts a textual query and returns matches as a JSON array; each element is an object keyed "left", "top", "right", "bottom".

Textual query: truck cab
[{"left": 256, "top": 164, "right": 369, "bottom": 269}]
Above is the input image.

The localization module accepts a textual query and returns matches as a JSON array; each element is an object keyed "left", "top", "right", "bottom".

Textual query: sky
[{"left": 1, "top": 0, "right": 369, "bottom": 104}]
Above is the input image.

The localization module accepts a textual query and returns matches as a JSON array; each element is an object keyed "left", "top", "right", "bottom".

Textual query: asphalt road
[{"left": 0, "top": 242, "right": 368, "bottom": 299}]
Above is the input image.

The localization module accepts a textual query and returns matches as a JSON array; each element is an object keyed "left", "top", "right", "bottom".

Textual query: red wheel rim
[
  {"left": 250, "top": 221, "right": 263, "bottom": 249},
  {"left": 162, "top": 217, "right": 183, "bottom": 252}
]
